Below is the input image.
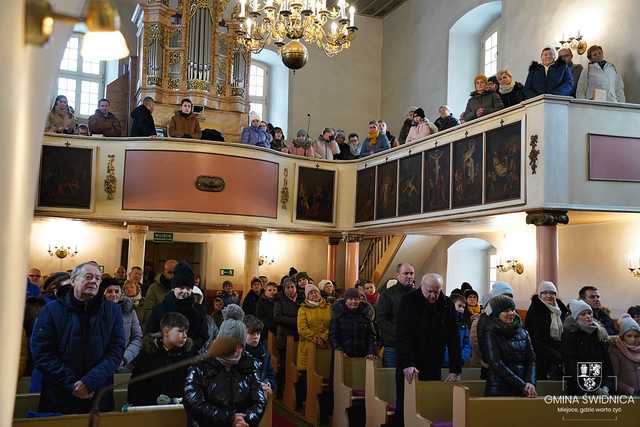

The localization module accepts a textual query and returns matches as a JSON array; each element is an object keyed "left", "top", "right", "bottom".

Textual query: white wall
[{"left": 445, "top": 238, "right": 494, "bottom": 296}]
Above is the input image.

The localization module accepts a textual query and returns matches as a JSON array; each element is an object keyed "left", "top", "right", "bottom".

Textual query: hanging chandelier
[{"left": 235, "top": 0, "right": 358, "bottom": 68}]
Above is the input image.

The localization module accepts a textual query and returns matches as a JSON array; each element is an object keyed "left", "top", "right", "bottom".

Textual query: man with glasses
[
  {"left": 143, "top": 259, "right": 177, "bottom": 324},
  {"left": 26, "top": 267, "right": 42, "bottom": 298},
  {"left": 30, "top": 261, "right": 125, "bottom": 414}
]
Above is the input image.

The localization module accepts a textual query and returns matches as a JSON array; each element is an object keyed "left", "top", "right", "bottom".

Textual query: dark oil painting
[
  {"left": 376, "top": 161, "right": 398, "bottom": 220},
  {"left": 38, "top": 145, "right": 93, "bottom": 209},
  {"left": 423, "top": 145, "right": 451, "bottom": 212},
  {"left": 398, "top": 154, "right": 422, "bottom": 216},
  {"left": 452, "top": 135, "right": 483, "bottom": 208},
  {"left": 485, "top": 122, "right": 522, "bottom": 203},
  {"left": 296, "top": 167, "right": 335, "bottom": 223},
  {"left": 355, "top": 167, "right": 376, "bottom": 223}
]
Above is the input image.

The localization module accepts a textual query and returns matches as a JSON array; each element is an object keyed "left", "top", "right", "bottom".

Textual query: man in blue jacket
[
  {"left": 30, "top": 261, "right": 125, "bottom": 414},
  {"left": 524, "top": 47, "right": 574, "bottom": 99}
]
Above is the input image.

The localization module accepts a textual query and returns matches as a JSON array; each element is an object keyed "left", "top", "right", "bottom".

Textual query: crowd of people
[
  {"left": 20, "top": 258, "right": 640, "bottom": 425},
  {"left": 45, "top": 45, "right": 626, "bottom": 160}
]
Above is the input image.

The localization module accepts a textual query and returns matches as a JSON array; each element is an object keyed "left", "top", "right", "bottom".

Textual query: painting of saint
[
  {"left": 398, "top": 154, "right": 422, "bottom": 216},
  {"left": 423, "top": 145, "right": 450, "bottom": 212},
  {"left": 485, "top": 122, "right": 522, "bottom": 203},
  {"left": 295, "top": 167, "right": 335, "bottom": 223},
  {"left": 452, "top": 135, "right": 483, "bottom": 208},
  {"left": 38, "top": 145, "right": 93, "bottom": 209},
  {"left": 355, "top": 167, "right": 376, "bottom": 223},
  {"left": 376, "top": 161, "right": 398, "bottom": 219}
]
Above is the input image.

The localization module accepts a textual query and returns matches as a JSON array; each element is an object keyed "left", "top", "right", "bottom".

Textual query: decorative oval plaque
[{"left": 195, "top": 176, "right": 225, "bottom": 192}]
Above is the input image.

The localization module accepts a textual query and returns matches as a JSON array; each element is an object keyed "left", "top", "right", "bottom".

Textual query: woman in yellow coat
[{"left": 296, "top": 284, "right": 331, "bottom": 370}]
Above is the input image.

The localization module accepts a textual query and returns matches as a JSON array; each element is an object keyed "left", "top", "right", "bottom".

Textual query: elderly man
[
  {"left": 143, "top": 259, "right": 177, "bottom": 323},
  {"left": 376, "top": 263, "right": 416, "bottom": 368},
  {"left": 394, "top": 273, "right": 461, "bottom": 426},
  {"left": 579, "top": 286, "right": 617, "bottom": 335},
  {"left": 30, "top": 261, "right": 125, "bottom": 414},
  {"left": 576, "top": 45, "right": 625, "bottom": 103},
  {"left": 27, "top": 267, "right": 42, "bottom": 298},
  {"left": 88, "top": 98, "right": 122, "bottom": 137}
]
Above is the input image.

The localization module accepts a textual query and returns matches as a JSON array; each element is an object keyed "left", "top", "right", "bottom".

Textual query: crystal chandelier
[{"left": 235, "top": 0, "right": 358, "bottom": 58}]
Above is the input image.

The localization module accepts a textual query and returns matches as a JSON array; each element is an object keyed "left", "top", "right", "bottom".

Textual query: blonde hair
[
  {"left": 497, "top": 69, "right": 512, "bottom": 79},
  {"left": 473, "top": 74, "right": 488, "bottom": 85}
]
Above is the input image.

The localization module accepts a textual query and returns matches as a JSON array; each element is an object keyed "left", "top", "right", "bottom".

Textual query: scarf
[
  {"left": 577, "top": 319, "right": 610, "bottom": 342},
  {"left": 305, "top": 299, "right": 320, "bottom": 307},
  {"left": 367, "top": 129, "right": 379, "bottom": 146},
  {"left": 129, "top": 292, "right": 143, "bottom": 307},
  {"left": 541, "top": 298, "right": 563, "bottom": 341},
  {"left": 365, "top": 292, "right": 378, "bottom": 305},
  {"left": 349, "top": 140, "right": 363, "bottom": 156},
  {"left": 499, "top": 81, "right": 516, "bottom": 94},
  {"left": 216, "top": 353, "right": 242, "bottom": 367},
  {"left": 467, "top": 304, "right": 481, "bottom": 316},
  {"left": 614, "top": 337, "right": 640, "bottom": 363}
]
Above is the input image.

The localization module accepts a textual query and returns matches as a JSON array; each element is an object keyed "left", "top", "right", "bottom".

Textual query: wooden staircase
[{"left": 358, "top": 235, "right": 405, "bottom": 285}]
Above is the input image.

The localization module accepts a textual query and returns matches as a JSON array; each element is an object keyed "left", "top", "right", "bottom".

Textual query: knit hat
[
  {"left": 619, "top": 314, "right": 640, "bottom": 337},
  {"left": 538, "top": 281, "right": 558, "bottom": 295},
  {"left": 296, "top": 271, "right": 310, "bottom": 282},
  {"left": 344, "top": 288, "right": 360, "bottom": 300},
  {"left": 305, "top": 283, "right": 320, "bottom": 299},
  {"left": 489, "top": 295, "right": 516, "bottom": 316},
  {"left": 568, "top": 299, "right": 593, "bottom": 320},
  {"left": 218, "top": 304, "right": 246, "bottom": 346},
  {"left": 490, "top": 282, "right": 514, "bottom": 298},
  {"left": 460, "top": 282, "right": 473, "bottom": 292},
  {"left": 464, "top": 289, "right": 479, "bottom": 299},
  {"left": 317, "top": 279, "right": 333, "bottom": 291},
  {"left": 171, "top": 262, "right": 195, "bottom": 289},
  {"left": 414, "top": 107, "right": 425, "bottom": 119},
  {"left": 98, "top": 277, "right": 122, "bottom": 297}
]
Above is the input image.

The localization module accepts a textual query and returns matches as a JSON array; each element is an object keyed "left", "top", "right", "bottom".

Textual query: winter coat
[
  {"left": 45, "top": 108, "right": 78, "bottom": 134},
  {"left": 375, "top": 283, "right": 413, "bottom": 348},
  {"left": 313, "top": 137, "right": 341, "bottom": 160},
  {"left": 88, "top": 110, "right": 122, "bottom": 137},
  {"left": 398, "top": 118, "right": 413, "bottom": 145},
  {"left": 469, "top": 313, "right": 489, "bottom": 368},
  {"left": 524, "top": 59, "right": 574, "bottom": 99},
  {"left": 120, "top": 297, "right": 143, "bottom": 366},
  {"left": 330, "top": 299, "right": 376, "bottom": 357},
  {"left": 242, "top": 290, "right": 261, "bottom": 317},
  {"left": 609, "top": 338, "right": 640, "bottom": 395},
  {"left": 576, "top": 61, "right": 626, "bottom": 103},
  {"left": 184, "top": 353, "right": 267, "bottom": 427},
  {"left": 396, "top": 290, "right": 461, "bottom": 379},
  {"left": 256, "top": 295, "right": 277, "bottom": 335},
  {"left": 130, "top": 104, "right": 157, "bottom": 137},
  {"left": 443, "top": 319, "right": 472, "bottom": 368},
  {"left": 284, "top": 142, "right": 316, "bottom": 158},
  {"left": 30, "top": 286, "right": 125, "bottom": 414},
  {"left": 593, "top": 307, "right": 618, "bottom": 336},
  {"left": 481, "top": 315, "right": 535, "bottom": 396},
  {"left": 524, "top": 295, "right": 568, "bottom": 380},
  {"left": 145, "top": 292, "right": 210, "bottom": 352},
  {"left": 335, "top": 143, "right": 360, "bottom": 160},
  {"left": 274, "top": 295, "right": 299, "bottom": 350},
  {"left": 360, "top": 133, "right": 390, "bottom": 157},
  {"left": 406, "top": 120, "right": 438, "bottom": 144},
  {"left": 241, "top": 125, "right": 270, "bottom": 148},
  {"left": 498, "top": 82, "right": 526, "bottom": 108},
  {"left": 461, "top": 90, "right": 504, "bottom": 122},
  {"left": 168, "top": 111, "right": 202, "bottom": 139},
  {"left": 296, "top": 299, "right": 331, "bottom": 369},
  {"left": 142, "top": 273, "right": 172, "bottom": 323},
  {"left": 220, "top": 290, "right": 241, "bottom": 307},
  {"left": 246, "top": 341, "right": 276, "bottom": 391},
  {"left": 127, "top": 334, "right": 196, "bottom": 406},
  {"left": 562, "top": 316, "right": 614, "bottom": 395},
  {"left": 434, "top": 114, "right": 459, "bottom": 132}
]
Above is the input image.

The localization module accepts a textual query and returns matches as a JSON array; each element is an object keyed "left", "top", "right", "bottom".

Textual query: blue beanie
[{"left": 490, "top": 282, "right": 513, "bottom": 298}]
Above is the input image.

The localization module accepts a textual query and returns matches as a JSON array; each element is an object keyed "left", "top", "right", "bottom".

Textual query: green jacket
[
  {"left": 143, "top": 273, "right": 172, "bottom": 326},
  {"left": 375, "top": 283, "right": 413, "bottom": 347}
]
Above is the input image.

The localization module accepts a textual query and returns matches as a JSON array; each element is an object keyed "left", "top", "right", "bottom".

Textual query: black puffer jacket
[
  {"left": 242, "top": 291, "right": 261, "bottom": 316},
  {"left": 273, "top": 295, "right": 299, "bottom": 350},
  {"left": 481, "top": 315, "right": 536, "bottom": 396},
  {"left": 562, "top": 317, "right": 614, "bottom": 395},
  {"left": 129, "top": 104, "right": 156, "bottom": 137},
  {"left": 524, "top": 295, "right": 568, "bottom": 380},
  {"left": 184, "top": 353, "right": 267, "bottom": 427},
  {"left": 330, "top": 299, "right": 376, "bottom": 357},
  {"left": 255, "top": 295, "right": 277, "bottom": 335}
]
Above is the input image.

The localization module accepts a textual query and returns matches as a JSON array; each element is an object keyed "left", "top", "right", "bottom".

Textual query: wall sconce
[
  {"left": 496, "top": 256, "right": 524, "bottom": 275},
  {"left": 25, "top": 0, "right": 129, "bottom": 60},
  {"left": 557, "top": 31, "right": 588, "bottom": 55},
  {"left": 627, "top": 253, "right": 640, "bottom": 279},
  {"left": 48, "top": 244, "right": 78, "bottom": 259},
  {"left": 258, "top": 255, "right": 275, "bottom": 266}
]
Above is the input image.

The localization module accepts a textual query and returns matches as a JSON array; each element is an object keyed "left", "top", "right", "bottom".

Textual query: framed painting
[
  {"left": 485, "top": 122, "right": 522, "bottom": 203},
  {"left": 294, "top": 166, "right": 336, "bottom": 224},
  {"left": 452, "top": 134, "right": 483, "bottom": 209},
  {"left": 355, "top": 167, "right": 376, "bottom": 223},
  {"left": 398, "top": 154, "right": 422, "bottom": 216},
  {"left": 423, "top": 145, "right": 451, "bottom": 212},
  {"left": 376, "top": 161, "right": 398, "bottom": 220},
  {"left": 37, "top": 144, "right": 95, "bottom": 210}
]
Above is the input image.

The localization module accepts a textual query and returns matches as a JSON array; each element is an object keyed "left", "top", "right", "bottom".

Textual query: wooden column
[
  {"left": 127, "top": 225, "right": 149, "bottom": 271},
  {"left": 243, "top": 231, "right": 262, "bottom": 295},
  {"left": 526, "top": 210, "right": 569, "bottom": 286},
  {"left": 344, "top": 235, "right": 361, "bottom": 288},
  {"left": 326, "top": 236, "right": 341, "bottom": 281}
]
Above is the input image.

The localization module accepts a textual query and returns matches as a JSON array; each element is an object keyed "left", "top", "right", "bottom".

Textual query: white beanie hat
[
  {"left": 538, "top": 281, "right": 558, "bottom": 295},
  {"left": 249, "top": 111, "right": 261, "bottom": 122},
  {"left": 317, "top": 280, "right": 332, "bottom": 291},
  {"left": 618, "top": 314, "right": 640, "bottom": 337},
  {"left": 568, "top": 299, "right": 593, "bottom": 321}
]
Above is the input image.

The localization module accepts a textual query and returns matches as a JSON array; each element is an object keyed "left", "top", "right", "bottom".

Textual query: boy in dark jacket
[
  {"left": 130, "top": 97, "right": 157, "bottom": 137},
  {"left": 242, "top": 277, "right": 263, "bottom": 316},
  {"left": 443, "top": 294, "right": 472, "bottom": 367},
  {"left": 434, "top": 105, "right": 459, "bottom": 131},
  {"left": 256, "top": 282, "right": 279, "bottom": 342},
  {"left": 244, "top": 315, "right": 276, "bottom": 394},
  {"left": 330, "top": 288, "right": 377, "bottom": 358},
  {"left": 273, "top": 279, "right": 299, "bottom": 398},
  {"left": 128, "top": 312, "right": 194, "bottom": 405}
]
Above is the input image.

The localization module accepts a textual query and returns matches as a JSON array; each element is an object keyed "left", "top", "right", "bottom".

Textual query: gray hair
[
  {"left": 421, "top": 273, "right": 444, "bottom": 288},
  {"left": 70, "top": 261, "right": 100, "bottom": 282}
]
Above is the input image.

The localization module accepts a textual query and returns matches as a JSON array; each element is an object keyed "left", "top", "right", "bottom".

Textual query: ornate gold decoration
[
  {"left": 145, "top": 23, "right": 163, "bottom": 42},
  {"left": 195, "top": 176, "right": 226, "bottom": 192},
  {"left": 147, "top": 76, "right": 163, "bottom": 86},
  {"left": 529, "top": 134, "right": 540, "bottom": 175},
  {"left": 281, "top": 39, "right": 308, "bottom": 70},
  {"left": 168, "top": 78, "right": 180, "bottom": 89},
  {"left": 187, "top": 79, "right": 210, "bottom": 91},
  {"left": 168, "top": 51, "right": 181, "bottom": 64},
  {"left": 231, "top": 87, "right": 245, "bottom": 97},
  {"left": 104, "top": 154, "right": 117, "bottom": 200},
  {"left": 190, "top": 0, "right": 214, "bottom": 18},
  {"left": 48, "top": 244, "right": 78, "bottom": 259},
  {"left": 525, "top": 209, "right": 569, "bottom": 226},
  {"left": 280, "top": 168, "right": 289, "bottom": 209}
]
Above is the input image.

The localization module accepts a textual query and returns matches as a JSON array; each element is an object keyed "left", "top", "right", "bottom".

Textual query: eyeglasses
[{"left": 83, "top": 273, "right": 102, "bottom": 282}]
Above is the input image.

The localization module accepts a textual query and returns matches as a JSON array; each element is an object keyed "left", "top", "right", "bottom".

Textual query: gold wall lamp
[
  {"left": 496, "top": 257, "right": 524, "bottom": 275},
  {"left": 25, "top": 0, "right": 129, "bottom": 60}
]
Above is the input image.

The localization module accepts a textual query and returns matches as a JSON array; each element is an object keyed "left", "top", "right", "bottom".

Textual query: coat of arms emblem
[{"left": 577, "top": 362, "right": 602, "bottom": 392}]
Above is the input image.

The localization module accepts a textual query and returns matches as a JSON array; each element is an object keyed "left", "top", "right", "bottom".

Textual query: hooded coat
[
  {"left": 30, "top": 286, "right": 125, "bottom": 414},
  {"left": 120, "top": 297, "right": 143, "bottom": 366},
  {"left": 145, "top": 292, "right": 210, "bottom": 352},
  {"left": 296, "top": 299, "right": 331, "bottom": 369},
  {"left": 330, "top": 299, "right": 377, "bottom": 357},
  {"left": 273, "top": 294, "right": 299, "bottom": 350},
  {"left": 524, "top": 295, "right": 568, "bottom": 380},
  {"left": 524, "top": 58, "right": 574, "bottom": 99},
  {"left": 168, "top": 111, "right": 202, "bottom": 139},
  {"left": 461, "top": 90, "right": 504, "bottom": 122},
  {"left": 88, "top": 110, "right": 122, "bottom": 137},
  {"left": 127, "top": 334, "right": 195, "bottom": 405},
  {"left": 241, "top": 125, "right": 270, "bottom": 148},
  {"left": 184, "top": 353, "right": 267, "bottom": 427},
  {"left": 130, "top": 104, "right": 156, "bottom": 137}
]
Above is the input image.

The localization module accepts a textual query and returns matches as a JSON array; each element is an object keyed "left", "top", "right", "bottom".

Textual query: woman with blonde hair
[
  {"left": 45, "top": 95, "right": 78, "bottom": 134},
  {"left": 496, "top": 69, "right": 525, "bottom": 108},
  {"left": 461, "top": 75, "right": 504, "bottom": 122}
]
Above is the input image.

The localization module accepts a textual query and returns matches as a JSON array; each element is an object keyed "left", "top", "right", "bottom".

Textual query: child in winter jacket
[
  {"left": 443, "top": 294, "right": 472, "bottom": 367},
  {"left": 609, "top": 314, "right": 640, "bottom": 395},
  {"left": 244, "top": 315, "right": 276, "bottom": 394}
]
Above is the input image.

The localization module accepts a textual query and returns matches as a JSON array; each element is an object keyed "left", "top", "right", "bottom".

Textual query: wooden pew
[
  {"left": 13, "top": 389, "right": 128, "bottom": 418},
  {"left": 441, "top": 368, "right": 482, "bottom": 380},
  {"left": 305, "top": 343, "right": 332, "bottom": 425},
  {"left": 267, "top": 331, "right": 279, "bottom": 373},
  {"left": 332, "top": 351, "right": 366, "bottom": 427},
  {"left": 282, "top": 335, "right": 299, "bottom": 411},
  {"left": 365, "top": 361, "right": 396, "bottom": 427}
]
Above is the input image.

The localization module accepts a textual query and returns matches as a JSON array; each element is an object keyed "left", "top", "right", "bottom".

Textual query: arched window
[
  {"left": 251, "top": 49, "right": 289, "bottom": 136},
  {"left": 249, "top": 61, "right": 269, "bottom": 120}
]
